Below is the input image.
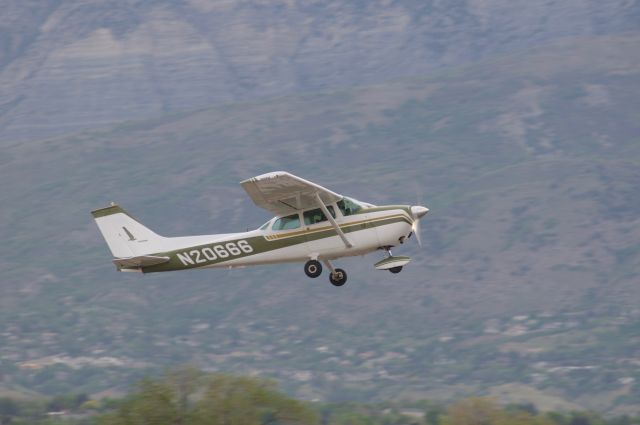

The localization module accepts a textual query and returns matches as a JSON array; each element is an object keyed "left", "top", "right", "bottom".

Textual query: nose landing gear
[{"left": 374, "top": 247, "right": 411, "bottom": 274}]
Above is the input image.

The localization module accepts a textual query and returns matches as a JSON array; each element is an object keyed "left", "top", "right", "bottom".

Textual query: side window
[
  {"left": 327, "top": 206, "right": 336, "bottom": 219},
  {"left": 303, "top": 206, "right": 335, "bottom": 225},
  {"left": 272, "top": 214, "right": 300, "bottom": 231},
  {"left": 338, "top": 198, "right": 362, "bottom": 216}
]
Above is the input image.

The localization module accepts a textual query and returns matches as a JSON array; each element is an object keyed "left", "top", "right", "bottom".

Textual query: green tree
[
  {"left": 440, "top": 398, "right": 555, "bottom": 425},
  {"left": 98, "top": 378, "right": 181, "bottom": 425},
  {"left": 46, "top": 393, "right": 90, "bottom": 412},
  {"left": 191, "top": 374, "right": 317, "bottom": 425},
  {"left": 97, "top": 369, "right": 318, "bottom": 425},
  {"left": 441, "top": 398, "right": 502, "bottom": 425}
]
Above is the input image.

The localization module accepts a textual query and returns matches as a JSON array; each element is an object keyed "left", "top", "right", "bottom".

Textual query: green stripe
[
  {"left": 265, "top": 212, "right": 410, "bottom": 241},
  {"left": 91, "top": 205, "right": 126, "bottom": 218},
  {"left": 141, "top": 215, "right": 411, "bottom": 273},
  {"left": 356, "top": 205, "right": 412, "bottom": 216},
  {"left": 91, "top": 204, "right": 141, "bottom": 221}
]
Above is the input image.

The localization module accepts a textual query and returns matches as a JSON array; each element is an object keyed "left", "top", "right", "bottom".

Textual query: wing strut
[{"left": 314, "top": 192, "right": 353, "bottom": 249}]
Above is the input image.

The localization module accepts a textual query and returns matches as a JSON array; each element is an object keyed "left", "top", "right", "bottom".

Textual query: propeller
[
  {"left": 410, "top": 205, "right": 429, "bottom": 247},
  {"left": 412, "top": 218, "right": 422, "bottom": 247}
]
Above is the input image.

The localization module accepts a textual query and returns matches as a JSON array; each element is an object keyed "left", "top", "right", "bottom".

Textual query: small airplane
[{"left": 91, "top": 171, "right": 428, "bottom": 286}]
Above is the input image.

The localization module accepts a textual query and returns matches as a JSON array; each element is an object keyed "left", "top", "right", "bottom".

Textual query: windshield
[
  {"left": 259, "top": 220, "right": 271, "bottom": 231},
  {"left": 337, "top": 197, "right": 363, "bottom": 216}
]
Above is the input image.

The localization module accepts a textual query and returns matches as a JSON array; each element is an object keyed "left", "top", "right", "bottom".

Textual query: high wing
[{"left": 240, "top": 171, "right": 343, "bottom": 216}]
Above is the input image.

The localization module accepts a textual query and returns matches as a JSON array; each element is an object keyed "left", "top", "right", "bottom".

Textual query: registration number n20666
[{"left": 176, "top": 240, "right": 253, "bottom": 266}]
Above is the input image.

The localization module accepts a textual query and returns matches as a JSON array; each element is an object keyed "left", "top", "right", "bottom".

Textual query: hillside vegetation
[
  {"left": 0, "top": 31, "right": 639, "bottom": 414},
  {"left": 3, "top": 370, "right": 639, "bottom": 425}
]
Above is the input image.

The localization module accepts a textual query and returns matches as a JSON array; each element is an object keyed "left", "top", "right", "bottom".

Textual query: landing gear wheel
[
  {"left": 304, "top": 260, "right": 322, "bottom": 278},
  {"left": 329, "top": 268, "right": 347, "bottom": 287},
  {"left": 389, "top": 266, "right": 403, "bottom": 274}
]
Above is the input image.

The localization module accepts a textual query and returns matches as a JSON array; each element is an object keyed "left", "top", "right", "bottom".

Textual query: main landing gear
[
  {"left": 304, "top": 259, "right": 347, "bottom": 287},
  {"left": 329, "top": 268, "right": 347, "bottom": 287},
  {"left": 304, "top": 259, "right": 322, "bottom": 278}
]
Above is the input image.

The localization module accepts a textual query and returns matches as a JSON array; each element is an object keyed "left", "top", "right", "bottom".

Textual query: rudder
[{"left": 91, "top": 203, "right": 165, "bottom": 258}]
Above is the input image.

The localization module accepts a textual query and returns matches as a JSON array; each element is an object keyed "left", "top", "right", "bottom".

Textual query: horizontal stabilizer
[{"left": 112, "top": 255, "right": 170, "bottom": 270}]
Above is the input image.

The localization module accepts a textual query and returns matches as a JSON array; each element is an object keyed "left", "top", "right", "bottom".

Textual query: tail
[{"left": 91, "top": 203, "right": 165, "bottom": 258}]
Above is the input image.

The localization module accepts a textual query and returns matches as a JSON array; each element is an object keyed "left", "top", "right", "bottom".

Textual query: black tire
[
  {"left": 389, "top": 266, "right": 403, "bottom": 274},
  {"left": 304, "top": 260, "right": 322, "bottom": 278},
  {"left": 329, "top": 268, "right": 347, "bottom": 287}
]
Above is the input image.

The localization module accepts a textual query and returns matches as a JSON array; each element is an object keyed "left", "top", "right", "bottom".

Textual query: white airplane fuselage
[{"left": 135, "top": 205, "right": 414, "bottom": 273}]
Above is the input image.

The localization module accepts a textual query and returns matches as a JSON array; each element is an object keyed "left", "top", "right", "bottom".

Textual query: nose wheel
[{"left": 373, "top": 247, "right": 411, "bottom": 274}]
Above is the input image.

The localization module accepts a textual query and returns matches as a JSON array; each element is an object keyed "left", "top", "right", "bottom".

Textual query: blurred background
[{"left": 0, "top": 0, "right": 639, "bottom": 417}]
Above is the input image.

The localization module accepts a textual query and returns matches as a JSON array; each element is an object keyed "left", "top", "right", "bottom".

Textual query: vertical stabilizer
[{"left": 91, "top": 204, "right": 165, "bottom": 258}]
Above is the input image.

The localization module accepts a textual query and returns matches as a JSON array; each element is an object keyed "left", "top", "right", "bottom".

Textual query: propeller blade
[
  {"left": 412, "top": 219, "right": 422, "bottom": 247},
  {"left": 410, "top": 205, "right": 428, "bottom": 247}
]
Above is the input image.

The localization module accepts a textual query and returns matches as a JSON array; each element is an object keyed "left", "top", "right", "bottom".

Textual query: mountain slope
[
  {"left": 1, "top": 0, "right": 639, "bottom": 142},
  {"left": 0, "top": 34, "right": 639, "bottom": 413}
]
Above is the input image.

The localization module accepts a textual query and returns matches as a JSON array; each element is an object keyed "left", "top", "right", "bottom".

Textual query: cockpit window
[
  {"left": 337, "top": 197, "right": 363, "bottom": 216},
  {"left": 272, "top": 213, "right": 300, "bottom": 231},
  {"left": 303, "top": 206, "right": 336, "bottom": 225},
  {"left": 259, "top": 221, "right": 270, "bottom": 230}
]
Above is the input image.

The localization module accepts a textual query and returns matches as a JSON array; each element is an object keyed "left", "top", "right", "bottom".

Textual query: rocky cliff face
[
  {"left": 1, "top": 0, "right": 638, "bottom": 142},
  {"left": 1, "top": 1, "right": 640, "bottom": 411}
]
